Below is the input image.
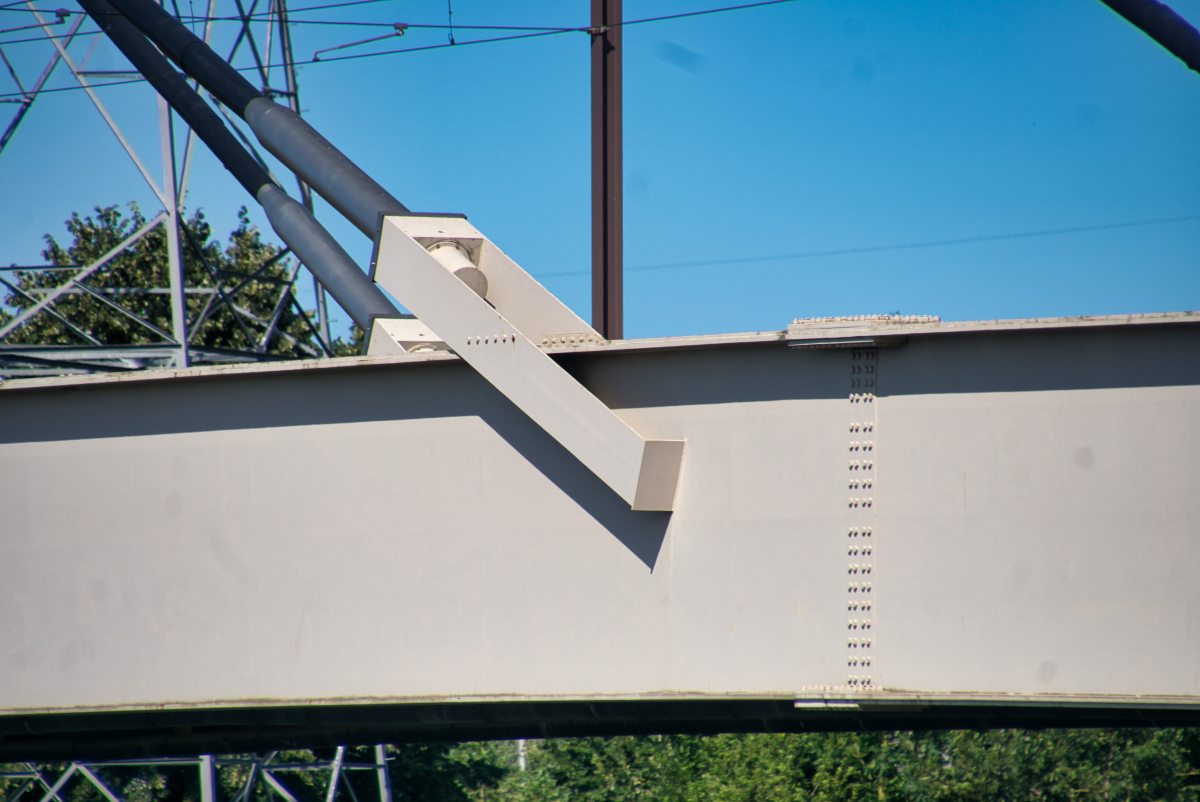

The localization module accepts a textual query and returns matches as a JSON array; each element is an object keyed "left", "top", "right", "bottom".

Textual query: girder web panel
[{"left": 0, "top": 320, "right": 1197, "bottom": 746}]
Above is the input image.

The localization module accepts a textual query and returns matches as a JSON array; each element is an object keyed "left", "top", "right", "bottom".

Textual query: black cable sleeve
[
  {"left": 80, "top": 0, "right": 271, "bottom": 196},
  {"left": 104, "top": 0, "right": 264, "bottom": 113},
  {"left": 1098, "top": 0, "right": 1200, "bottom": 74}
]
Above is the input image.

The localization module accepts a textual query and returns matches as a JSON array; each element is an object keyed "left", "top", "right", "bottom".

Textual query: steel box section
[
  {"left": 0, "top": 317, "right": 1197, "bottom": 725},
  {"left": 371, "top": 217, "right": 683, "bottom": 510}
]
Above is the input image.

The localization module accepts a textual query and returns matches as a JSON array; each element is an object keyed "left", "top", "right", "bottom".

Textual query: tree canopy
[
  {"left": 506, "top": 729, "right": 1200, "bottom": 802},
  {"left": 3, "top": 730, "right": 1199, "bottom": 802},
  {"left": 1, "top": 204, "right": 361, "bottom": 359}
]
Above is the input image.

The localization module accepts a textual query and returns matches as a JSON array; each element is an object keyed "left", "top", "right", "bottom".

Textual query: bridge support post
[
  {"left": 325, "top": 746, "right": 345, "bottom": 802},
  {"left": 374, "top": 746, "right": 392, "bottom": 802},
  {"left": 199, "top": 756, "right": 216, "bottom": 802}
]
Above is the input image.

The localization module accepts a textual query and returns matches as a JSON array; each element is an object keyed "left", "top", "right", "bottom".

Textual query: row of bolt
[
  {"left": 541, "top": 334, "right": 600, "bottom": 345},
  {"left": 793, "top": 314, "right": 939, "bottom": 325},
  {"left": 848, "top": 354, "right": 876, "bottom": 688},
  {"left": 467, "top": 334, "right": 516, "bottom": 345}
]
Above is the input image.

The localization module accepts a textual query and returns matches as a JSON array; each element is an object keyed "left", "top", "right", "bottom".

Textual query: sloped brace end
[
  {"left": 367, "top": 317, "right": 448, "bottom": 355},
  {"left": 632, "top": 440, "right": 686, "bottom": 511}
]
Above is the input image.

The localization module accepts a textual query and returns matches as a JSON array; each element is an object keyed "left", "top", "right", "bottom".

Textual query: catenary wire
[
  {"left": 3, "top": 0, "right": 795, "bottom": 46},
  {"left": 177, "top": 16, "right": 577, "bottom": 30},
  {"left": 0, "top": 27, "right": 99, "bottom": 43},
  {"left": 0, "top": 17, "right": 65, "bottom": 32},
  {"left": 0, "top": 0, "right": 797, "bottom": 94},
  {"left": 277, "top": 0, "right": 803, "bottom": 64},
  {"left": 0, "top": 19, "right": 571, "bottom": 46},
  {"left": 1, "top": 27, "right": 560, "bottom": 89},
  {"left": 1, "top": 0, "right": 792, "bottom": 50},
  {"left": 536, "top": 214, "right": 1200, "bottom": 278},
  {"left": 271, "top": 0, "right": 391, "bottom": 13},
  {"left": 0, "top": 0, "right": 394, "bottom": 42},
  {"left": 0, "top": 25, "right": 556, "bottom": 86}
]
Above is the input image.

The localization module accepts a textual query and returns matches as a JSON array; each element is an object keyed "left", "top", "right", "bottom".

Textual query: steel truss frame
[
  {"left": 0, "top": 0, "right": 339, "bottom": 378},
  {"left": 0, "top": 746, "right": 394, "bottom": 802}
]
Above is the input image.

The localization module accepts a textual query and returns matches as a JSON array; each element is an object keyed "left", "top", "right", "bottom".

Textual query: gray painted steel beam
[{"left": 0, "top": 312, "right": 1197, "bottom": 757}]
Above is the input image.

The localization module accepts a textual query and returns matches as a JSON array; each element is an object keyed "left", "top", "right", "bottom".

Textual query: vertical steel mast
[
  {"left": 158, "top": 92, "right": 190, "bottom": 368},
  {"left": 590, "top": 0, "right": 622, "bottom": 340}
]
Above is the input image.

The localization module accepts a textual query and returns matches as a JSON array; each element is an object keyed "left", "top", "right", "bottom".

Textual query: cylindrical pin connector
[{"left": 427, "top": 241, "right": 488, "bottom": 299}]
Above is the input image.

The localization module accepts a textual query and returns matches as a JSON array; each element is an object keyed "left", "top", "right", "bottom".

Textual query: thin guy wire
[
  {"left": 284, "top": 0, "right": 389, "bottom": 12},
  {"left": 0, "top": 0, "right": 394, "bottom": 14},
  {"left": 213, "top": 0, "right": 803, "bottom": 64},
  {"left": 536, "top": 214, "right": 1200, "bottom": 278},
  {"left": 177, "top": 17, "right": 578, "bottom": 29},
  {"left": 4, "top": 0, "right": 794, "bottom": 47},
  {"left": 0, "top": 28, "right": 552, "bottom": 91},
  {"left": 0, "top": 0, "right": 800, "bottom": 96}
]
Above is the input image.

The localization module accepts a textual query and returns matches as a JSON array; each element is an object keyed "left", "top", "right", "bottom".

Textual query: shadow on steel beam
[
  {"left": 3, "top": 698, "right": 1200, "bottom": 762},
  {"left": 473, "top": 377, "right": 672, "bottom": 569},
  {"left": 0, "top": 359, "right": 670, "bottom": 567}
]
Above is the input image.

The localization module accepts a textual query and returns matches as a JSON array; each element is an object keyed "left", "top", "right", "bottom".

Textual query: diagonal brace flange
[{"left": 372, "top": 216, "right": 684, "bottom": 511}]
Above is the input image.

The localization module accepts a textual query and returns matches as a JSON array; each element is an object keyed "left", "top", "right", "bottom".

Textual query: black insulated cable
[
  {"left": 79, "top": 0, "right": 401, "bottom": 331},
  {"left": 242, "top": 98, "right": 410, "bottom": 236},
  {"left": 104, "top": 0, "right": 411, "bottom": 236},
  {"left": 79, "top": 0, "right": 269, "bottom": 195},
  {"left": 1098, "top": 0, "right": 1200, "bottom": 74},
  {"left": 103, "top": 0, "right": 263, "bottom": 112}
]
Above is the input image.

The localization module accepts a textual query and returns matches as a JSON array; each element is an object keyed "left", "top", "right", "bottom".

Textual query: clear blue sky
[{"left": 1, "top": 0, "right": 1198, "bottom": 340}]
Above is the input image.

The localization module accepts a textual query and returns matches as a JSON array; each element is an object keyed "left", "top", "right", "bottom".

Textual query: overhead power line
[
  {"left": 0, "top": 27, "right": 100, "bottom": 44},
  {"left": 176, "top": 16, "right": 577, "bottom": 30},
  {"left": 306, "top": 27, "right": 571, "bottom": 64},
  {"left": 0, "top": 17, "right": 574, "bottom": 47},
  {"left": 304, "top": 0, "right": 800, "bottom": 64},
  {"left": 536, "top": 214, "right": 1200, "bottom": 278},
  {"left": 0, "top": 0, "right": 800, "bottom": 96},
  {"left": 286, "top": 0, "right": 391, "bottom": 12}
]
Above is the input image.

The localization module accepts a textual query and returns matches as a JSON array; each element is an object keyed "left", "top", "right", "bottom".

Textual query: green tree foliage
[
  {"left": 389, "top": 743, "right": 509, "bottom": 802},
  {"left": 219, "top": 746, "right": 503, "bottom": 802},
  {"left": 1, "top": 730, "right": 1198, "bottom": 802},
  {"left": 0, "top": 204, "right": 335, "bottom": 357},
  {"left": 0, "top": 761, "right": 212, "bottom": 802},
  {"left": 495, "top": 730, "right": 1200, "bottom": 802}
]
